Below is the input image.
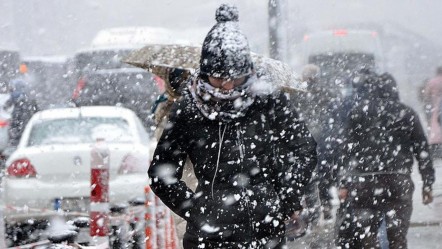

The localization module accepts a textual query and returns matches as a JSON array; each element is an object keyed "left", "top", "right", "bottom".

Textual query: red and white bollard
[
  {"left": 167, "top": 211, "right": 178, "bottom": 249},
  {"left": 90, "top": 138, "right": 110, "bottom": 247},
  {"left": 145, "top": 186, "right": 157, "bottom": 249},
  {"left": 165, "top": 209, "right": 174, "bottom": 249},
  {"left": 155, "top": 196, "right": 166, "bottom": 249}
]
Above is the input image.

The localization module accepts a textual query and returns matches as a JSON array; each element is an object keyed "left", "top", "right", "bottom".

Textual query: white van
[
  {"left": 296, "top": 29, "right": 385, "bottom": 92},
  {"left": 90, "top": 26, "right": 203, "bottom": 48}
]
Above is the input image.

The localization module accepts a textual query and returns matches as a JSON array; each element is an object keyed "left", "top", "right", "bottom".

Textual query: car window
[
  {"left": 27, "top": 117, "right": 134, "bottom": 146},
  {"left": 74, "top": 49, "right": 133, "bottom": 72},
  {"left": 298, "top": 30, "right": 385, "bottom": 74},
  {"left": 297, "top": 30, "right": 385, "bottom": 96},
  {"left": 304, "top": 33, "right": 382, "bottom": 57},
  {"left": 309, "top": 53, "right": 375, "bottom": 88}
]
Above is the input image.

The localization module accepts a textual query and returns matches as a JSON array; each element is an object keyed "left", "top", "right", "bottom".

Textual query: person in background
[
  {"left": 336, "top": 70, "right": 434, "bottom": 249},
  {"left": 294, "top": 64, "right": 336, "bottom": 224},
  {"left": 5, "top": 77, "right": 39, "bottom": 147},
  {"left": 417, "top": 78, "right": 431, "bottom": 122},
  {"left": 148, "top": 4, "right": 317, "bottom": 248},
  {"left": 423, "top": 66, "right": 442, "bottom": 158}
]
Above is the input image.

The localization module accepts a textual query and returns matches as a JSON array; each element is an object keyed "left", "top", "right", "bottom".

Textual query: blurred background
[
  {"left": 1, "top": 1, "right": 442, "bottom": 247},
  {"left": 1, "top": 0, "right": 441, "bottom": 106},
  {"left": 0, "top": 0, "right": 441, "bottom": 106}
]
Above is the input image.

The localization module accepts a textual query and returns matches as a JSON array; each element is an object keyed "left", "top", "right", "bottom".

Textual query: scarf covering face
[{"left": 190, "top": 74, "right": 257, "bottom": 122}]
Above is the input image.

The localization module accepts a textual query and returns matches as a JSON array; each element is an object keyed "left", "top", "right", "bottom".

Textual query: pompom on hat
[{"left": 199, "top": 4, "right": 253, "bottom": 79}]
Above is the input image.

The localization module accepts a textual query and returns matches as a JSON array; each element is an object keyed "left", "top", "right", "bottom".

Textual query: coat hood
[{"left": 356, "top": 70, "right": 399, "bottom": 101}]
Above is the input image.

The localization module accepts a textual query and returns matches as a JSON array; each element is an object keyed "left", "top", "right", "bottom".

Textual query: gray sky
[{"left": 1, "top": 0, "right": 440, "bottom": 57}]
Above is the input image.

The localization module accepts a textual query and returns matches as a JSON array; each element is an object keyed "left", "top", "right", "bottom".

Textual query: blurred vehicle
[
  {"left": 66, "top": 27, "right": 197, "bottom": 128},
  {"left": 0, "top": 48, "right": 20, "bottom": 93},
  {"left": 0, "top": 93, "right": 12, "bottom": 165},
  {"left": 297, "top": 29, "right": 385, "bottom": 95},
  {"left": 90, "top": 26, "right": 203, "bottom": 49},
  {"left": 70, "top": 26, "right": 185, "bottom": 84},
  {"left": 92, "top": 26, "right": 176, "bottom": 48},
  {"left": 68, "top": 47, "right": 163, "bottom": 130},
  {"left": 21, "top": 56, "right": 70, "bottom": 109},
  {"left": 2, "top": 106, "right": 153, "bottom": 224},
  {"left": 67, "top": 46, "right": 142, "bottom": 109},
  {"left": 67, "top": 46, "right": 138, "bottom": 87},
  {"left": 72, "top": 68, "right": 162, "bottom": 128}
]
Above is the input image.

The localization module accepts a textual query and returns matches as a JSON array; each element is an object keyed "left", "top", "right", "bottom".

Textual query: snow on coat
[{"left": 148, "top": 88, "right": 317, "bottom": 247}]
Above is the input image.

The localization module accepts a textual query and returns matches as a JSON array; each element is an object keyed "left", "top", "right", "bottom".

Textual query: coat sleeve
[
  {"left": 271, "top": 92, "right": 317, "bottom": 218},
  {"left": 410, "top": 110, "right": 435, "bottom": 190},
  {"left": 336, "top": 107, "right": 360, "bottom": 188},
  {"left": 147, "top": 100, "right": 195, "bottom": 220}
]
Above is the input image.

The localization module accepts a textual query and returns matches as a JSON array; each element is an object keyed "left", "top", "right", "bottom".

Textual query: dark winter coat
[
  {"left": 339, "top": 76, "right": 435, "bottom": 191},
  {"left": 335, "top": 76, "right": 433, "bottom": 248},
  {"left": 148, "top": 89, "right": 317, "bottom": 247}
]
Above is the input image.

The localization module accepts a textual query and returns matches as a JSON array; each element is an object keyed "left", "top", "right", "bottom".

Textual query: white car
[{"left": 2, "top": 106, "right": 155, "bottom": 222}]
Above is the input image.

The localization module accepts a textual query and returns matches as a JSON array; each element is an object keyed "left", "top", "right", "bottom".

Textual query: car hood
[{"left": 6, "top": 143, "right": 150, "bottom": 181}]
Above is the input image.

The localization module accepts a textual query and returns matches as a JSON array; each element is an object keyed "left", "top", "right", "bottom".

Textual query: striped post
[
  {"left": 169, "top": 213, "right": 178, "bottom": 249},
  {"left": 155, "top": 196, "right": 166, "bottom": 249},
  {"left": 90, "top": 138, "right": 110, "bottom": 247},
  {"left": 165, "top": 209, "right": 172, "bottom": 249},
  {"left": 165, "top": 209, "right": 178, "bottom": 249},
  {"left": 145, "top": 186, "right": 157, "bottom": 249}
]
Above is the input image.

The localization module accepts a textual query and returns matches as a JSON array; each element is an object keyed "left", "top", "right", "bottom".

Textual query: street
[
  {"left": 407, "top": 158, "right": 442, "bottom": 248},
  {"left": 408, "top": 226, "right": 442, "bottom": 249}
]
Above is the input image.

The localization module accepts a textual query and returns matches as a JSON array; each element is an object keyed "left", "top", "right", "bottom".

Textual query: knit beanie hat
[{"left": 199, "top": 4, "right": 253, "bottom": 79}]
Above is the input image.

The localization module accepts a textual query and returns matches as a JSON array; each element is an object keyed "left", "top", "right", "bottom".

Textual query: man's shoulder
[
  {"left": 171, "top": 93, "right": 192, "bottom": 116},
  {"left": 169, "top": 89, "right": 206, "bottom": 123},
  {"left": 381, "top": 101, "right": 420, "bottom": 125},
  {"left": 398, "top": 102, "right": 420, "bottom": 118}
]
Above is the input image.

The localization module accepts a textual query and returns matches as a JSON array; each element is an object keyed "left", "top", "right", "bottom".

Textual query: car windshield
[
  {"left": 304, "top": 32, "right": 382, "bottom": 56},
  {"left": 309, "top": 53, "right": 376, "bottom": 88},
  {"left": 27, "top": 117, "right": 134, "bottom": 146}
]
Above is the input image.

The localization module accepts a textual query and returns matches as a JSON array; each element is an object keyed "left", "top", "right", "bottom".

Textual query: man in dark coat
[
  {"left": 148, "top": 4, "right": 317, "bottom": 249},
  {"left": 336, "top": 71, "right": 435, "bottom": 249}
]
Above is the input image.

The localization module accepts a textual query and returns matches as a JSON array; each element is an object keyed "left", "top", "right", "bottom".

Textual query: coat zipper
[
  {"left": 236, "top": 126, "right": 255, "bottom": 244},
  {"left": 237, "top": 128, "right": 245, "bottom": 159},
  {"left": 212, "top": 123, "right": 227, "bottom": 200}
]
